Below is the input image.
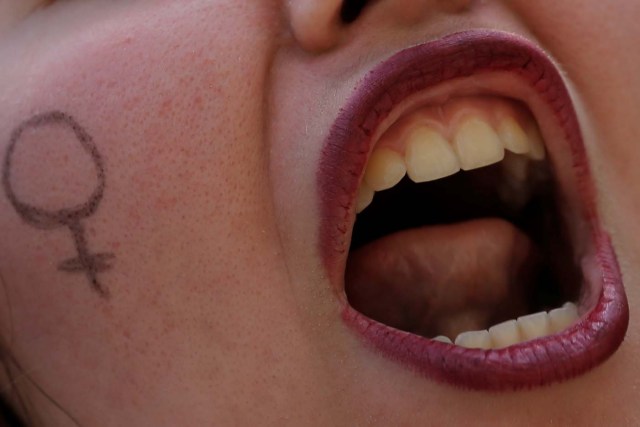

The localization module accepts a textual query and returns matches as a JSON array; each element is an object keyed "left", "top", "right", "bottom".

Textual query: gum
[{"left": 374, "top": 95, "right": 535, "bottom": 154}]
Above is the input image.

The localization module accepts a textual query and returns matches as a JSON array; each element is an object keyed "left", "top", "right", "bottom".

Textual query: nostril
[{"left": 340, "top": 0, "right": 371, "bottom": 23}]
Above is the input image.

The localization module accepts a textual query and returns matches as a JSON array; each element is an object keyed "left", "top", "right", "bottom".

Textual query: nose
[{"left": 286, "top": 0, "right": 474, "bottom": 53}]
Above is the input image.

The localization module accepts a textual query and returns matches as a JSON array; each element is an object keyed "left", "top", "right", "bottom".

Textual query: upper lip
[{"left": 317, "top": 29, "right": 629, "bottom": 390}]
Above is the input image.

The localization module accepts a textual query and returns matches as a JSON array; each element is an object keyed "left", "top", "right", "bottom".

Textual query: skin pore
[{"left": 0, "top": 0, "right": 639, "bottom": 425}]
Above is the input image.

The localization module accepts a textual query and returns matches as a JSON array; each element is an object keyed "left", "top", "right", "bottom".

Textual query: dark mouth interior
[{"left": 345, "top": 155, "right": 583, "bottom": 338}]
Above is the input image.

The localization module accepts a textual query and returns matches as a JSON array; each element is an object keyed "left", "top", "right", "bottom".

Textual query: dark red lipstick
[{"left": 318, "top": 30, "right": 628, "bottom": 390}]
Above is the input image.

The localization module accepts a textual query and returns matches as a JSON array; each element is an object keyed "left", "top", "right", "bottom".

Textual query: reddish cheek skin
[
  {"left": 0, "top": 4, "right": 306, "bottom": 420},
  {"left": 15, "top": 27, "right": 247, "bottom": 286}
]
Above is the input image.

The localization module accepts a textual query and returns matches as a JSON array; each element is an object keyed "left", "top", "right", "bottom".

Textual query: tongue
[{"left": 345, "top": 218, "right": 539, "bottom": 339}]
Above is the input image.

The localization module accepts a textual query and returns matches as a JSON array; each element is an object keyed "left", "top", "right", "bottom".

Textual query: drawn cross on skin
[{"left": 2, "top": 111, "right": 115, "bottom": 297}]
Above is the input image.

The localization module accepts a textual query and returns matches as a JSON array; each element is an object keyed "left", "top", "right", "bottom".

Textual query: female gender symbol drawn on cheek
[{"left": 2, "top": 111, "right": 115, "bottom": 298}]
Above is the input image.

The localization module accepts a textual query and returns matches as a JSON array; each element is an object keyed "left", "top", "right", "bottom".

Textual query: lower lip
[{"left": 318, "top": 30, "right": 629, "bottom": 390}]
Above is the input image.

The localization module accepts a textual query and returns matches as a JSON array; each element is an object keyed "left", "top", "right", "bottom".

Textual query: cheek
[
  {"left": 0, "top": 3, "right": 285, "bottom": 328},
  {"left": 0, "top": 2, "right": 309, "bottom": 406}
]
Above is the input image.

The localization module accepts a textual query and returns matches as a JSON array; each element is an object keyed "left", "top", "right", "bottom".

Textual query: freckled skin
[{"left": 0, "top": 1, "right": 639, "bottom": 426}]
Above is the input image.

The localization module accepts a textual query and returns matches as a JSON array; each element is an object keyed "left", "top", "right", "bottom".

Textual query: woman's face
[{"left": 1, "top": 0, "right": 639, "bottom": 425}]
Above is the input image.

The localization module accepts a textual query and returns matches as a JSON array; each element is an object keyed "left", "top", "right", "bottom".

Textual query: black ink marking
[{"left": 2, "top": 111, "right": 114, "bottom": 297}]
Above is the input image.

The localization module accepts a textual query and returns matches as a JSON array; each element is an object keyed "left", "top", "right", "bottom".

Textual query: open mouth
[
  {"left": 348, "top": 95, "right": 580, "bottom": 347},
  {"left": 318, "top": 30, "right": 629, "bottom": 390}
]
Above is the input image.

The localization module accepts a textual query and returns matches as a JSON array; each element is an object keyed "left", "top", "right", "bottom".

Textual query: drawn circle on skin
[{"left": 2, "top": 111, "right": 106, "bottom": 229}]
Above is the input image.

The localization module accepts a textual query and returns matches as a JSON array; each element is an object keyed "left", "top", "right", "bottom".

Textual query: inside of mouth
[{"left": 344, "top": 95, "right": 584, "bottom": 349}]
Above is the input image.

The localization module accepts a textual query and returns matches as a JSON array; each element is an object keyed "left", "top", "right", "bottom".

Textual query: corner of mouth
[{"left": 317, "top": 29, "right": 629, "bottom": 390}]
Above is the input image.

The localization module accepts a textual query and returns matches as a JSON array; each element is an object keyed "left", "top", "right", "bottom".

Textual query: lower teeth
[{"left": 433, "top": 302, "right": 578, "bottom": 349}]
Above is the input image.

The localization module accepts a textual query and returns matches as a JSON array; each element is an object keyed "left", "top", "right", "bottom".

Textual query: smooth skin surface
[{"left": 0, "top": 0, "right": 639, "bottom": 425}]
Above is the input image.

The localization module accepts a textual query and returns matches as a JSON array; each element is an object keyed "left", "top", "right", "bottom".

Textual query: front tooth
[
  {"left": 498, "top": 117, "right": 530, "bottom": 154},
  {"left": 404, "top": 127, "right": 460, "bottom": 182},
  {"left": 453, "top": 116, "right": 505, "bottom": 170},
  {"left": 548, "top": 302, "right": 579, "bottom": 334},
  {"left": 433, "top": 335, "right": 453, "bottom": 344},
  {"left": 454, "top": 330, "right": 492, "bottom": 349},
  {"left": 517, "top": 311, "right": 550, "bottom": 341},
  {"left": 488, "top": 319, "right": 521, "bottom": 349},
  {"left": 356, "top": 182, "right": 374, "bottom": 213},
  {"left": 364, "top": 148, "right": 406, "bottom": 191},
  {"left": 526, "top": 123, "right": 546, "bottom": 160}
]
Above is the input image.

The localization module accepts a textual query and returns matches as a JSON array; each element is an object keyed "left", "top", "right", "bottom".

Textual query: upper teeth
[
  {"left": 405, "top": 127, "right": 460, "bottom": 183},
  {"left": 356, "top": 98, "right": 546, "bottom": 213},
  {"left": 454, "top": 116, "right": 505, "bottom": 170},
  {"left": 363, "top": 148, "right": 407, "bottom": 191}
]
